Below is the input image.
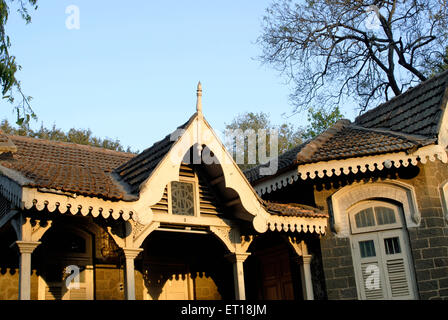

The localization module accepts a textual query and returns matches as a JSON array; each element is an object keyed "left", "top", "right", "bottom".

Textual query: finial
[{"left": 196, "top": 81, "right": 202, "bottom": 114}]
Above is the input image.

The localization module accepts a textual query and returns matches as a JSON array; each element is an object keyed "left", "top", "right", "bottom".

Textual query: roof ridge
[
  {"left": 296, "top": 118, "right": 351, "bottom": 162},
  {"left": 8, "top": 134, "right": 135, "bottom": 157},
  {"left": 348, "top": 124, "right": 436, "bottom": 143},
  {"left": 355, "top": 69, "right": 448, "bottom": 124}
]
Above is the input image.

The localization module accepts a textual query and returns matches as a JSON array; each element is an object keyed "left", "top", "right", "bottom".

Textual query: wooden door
[{"left": 258, "top": 248, "right": 295, "bottom": 300}]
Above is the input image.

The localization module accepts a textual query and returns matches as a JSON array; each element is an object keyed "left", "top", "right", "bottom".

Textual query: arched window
[{"left": 348, "top": 200, "right": 418, "bottom": 300}]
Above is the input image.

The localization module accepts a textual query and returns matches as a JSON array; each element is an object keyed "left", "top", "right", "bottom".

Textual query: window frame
[
  {"left": 348, "top": 200, "right": 418, "bottom": 300},
  {"left": 168, "top": 175, "right": 200, "bottom": 217},
  {"left": 349, "top": 200, "right": 403, "bottom": 234}
]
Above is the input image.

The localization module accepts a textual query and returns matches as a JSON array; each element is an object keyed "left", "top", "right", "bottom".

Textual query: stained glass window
[{"left": 171, "top": 181, "right": 195, "bottom": 216}]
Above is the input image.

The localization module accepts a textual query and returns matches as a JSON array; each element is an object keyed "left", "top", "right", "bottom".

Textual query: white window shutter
[
  {"left": 353, "top": 235, "right": 388, "bottom": 300},
  {"left": 379, "top": 231, "right": 417, "bottom": 299},
  {"left": 360, "top": 262, "right": 385, "bottom": 299}
]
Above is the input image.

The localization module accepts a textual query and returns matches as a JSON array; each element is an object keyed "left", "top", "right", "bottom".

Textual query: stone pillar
[
  {"left": 15, "top": 240, "right": 41, "bottom": 300},
  {"left": 300, "top": 254, "right": 314, "bottom": 300},
  {"left": 122, "top": 247, "right": 143, "bottom": 300},
  {"left": 226, "top": 252, "right": 250, "bottom": 300}
]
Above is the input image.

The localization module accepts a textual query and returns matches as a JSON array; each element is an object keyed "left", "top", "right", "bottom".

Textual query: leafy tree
[
  {"left": 259, "top": 0, "right": 448, "bottom": 114},
  {"left": 223, "top": 112, "right": 303, "bottom": 170},
  {"left": 0, "top": 0, "right": 38, "bottom": 124},
  {"left": 302, "top": 106, "right": 344, "bottom": 139},
  {"left": 0, "top": 119, "right": 136, "bottom": 153}
]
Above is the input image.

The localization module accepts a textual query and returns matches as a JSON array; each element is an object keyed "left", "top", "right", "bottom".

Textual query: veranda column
[
  {"left": 122, "top": 247, "right": 143, "bottom": 300},
  {"left": 226, "top": 252, "right": 250, "bottom": 300},
  {"left": 300, "top": 254, "right": 314, "bottom": 300},
  {"left": 15, "top": 241, "right": 41, "bottom": 300}
]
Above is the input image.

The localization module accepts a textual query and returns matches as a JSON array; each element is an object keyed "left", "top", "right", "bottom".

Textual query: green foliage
[
  {"left": 426, "top": 46, "right": 448, "bottom": 77},
  {"left": 0, "top": 0, "right": 38, "bottom": 125},
  {"left": 223, "top": 111, "right": 303, "bottom": 170},
  {"left": 302, "top": 106, "right": 343, "bottom": 140},
  {"left": 0, "top": 119, "right": 137, "bottom": 153},
  {"left": 224, "top": 108, "right": 344, "bottom": 169}
]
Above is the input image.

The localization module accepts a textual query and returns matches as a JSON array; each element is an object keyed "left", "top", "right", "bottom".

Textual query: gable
[
  {"left": 150, "top": 162, "right": 226, "bottom": 218},
  {"left": 114, "top": 115, "right": 195, "bottom": 196},
  {"left": 0, "top": 84, "right": 328, "bottom": 236},
  {"left": 129, "top": 112, "right": 271, "bottom": 232}
]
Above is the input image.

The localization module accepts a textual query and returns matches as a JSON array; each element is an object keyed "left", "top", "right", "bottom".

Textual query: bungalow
[
  {"left": 0, "top": 83, "right": 325, "bottom": 300},
  {"left": 0, "top": 70, "right": 447, "bottom": 300}
]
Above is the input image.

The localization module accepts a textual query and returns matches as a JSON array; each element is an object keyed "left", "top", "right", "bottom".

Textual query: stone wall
[
  {"left": 0, "top": 268, "right": 38, "bottom": 300},
  {"left": 319, "top": 234, "right": 357, "bottom": 299},
  {"left": 194, "top": 275, "right": 222, "bottom": 300},
  {"left": 0, "top": 268, "right": 18, "bottom": 300},
  {"left": 406, "top": 161, "right": 448, "bottom": 299},
  {"left": 314, "top": 160, "right": 448, "bottom": 300},
  {"left": 94, "top": 265, "right": 125, "bottom": 300}
]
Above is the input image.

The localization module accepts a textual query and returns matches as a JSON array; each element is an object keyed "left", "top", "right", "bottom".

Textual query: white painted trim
[
  {"left": 298, "top": 145, "right": 446, "bottom": 180},
  {"left": 267, "top": 215, "right": 327, "bottom": 234},
  {"left": 1, "top": 113, "right": 330, "bottom": 236},
  {"left": 253, "top": 169, "right": 299, "bottom": 196},
  {"left": 132, "top": 114, "right": 271, "bottom": 232},
  {"left": 21, "top": 187, "right": 136, "bottom": 221},
  {"left": 254, "top": 145, "right": 447, "bottom": 196},
  {"left": 436, "top": 86, "right": 448, "bottom": 149},
  {"left": 348, "top": 201, "right": 403, "bottom": 234},
  {"left": 330, "top": 181, "right": 420, "bottom": 238},
  {"left": 439, "top": 179, "right": 448, "bottom": 222}
]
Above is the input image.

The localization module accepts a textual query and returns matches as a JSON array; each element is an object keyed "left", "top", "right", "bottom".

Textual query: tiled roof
[
  {"left": 245, "top": 120, "right": 435, "bottom": 184},
  {"left": 295, "top": 121, "right": 435, "bottom": 164},
  {"left": 0, "top": 131, "right": 17, "bottom": 153},
  {"left": 264, "top": 201, "right": 328, "bottom": 218},
  {"left": 245, "top": 71, "right": 448, "bottom": 184},
  {"left": 0, "top": 135, "right": 135, "bottom": 200},
  {"left": 244, "top": 142, "right": 306, "bottom": 183},
  {"left": 355, "top": 70, "right": 448, "bottom": 137},
  {"left": 114, "top": 114, "right": 195, "bottom": 195},
  {"left": 0, "top": 122, "right": 329, "bottom": 220}
]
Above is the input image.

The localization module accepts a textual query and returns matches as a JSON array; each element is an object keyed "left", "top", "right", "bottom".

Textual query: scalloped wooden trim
[
  {"left": 255, "top": 145, "right": 447, "bottom": 195},
  {"left": 22, "top": 187, "right": 135, "bottom": 221},
  {"left": 266, "top": 215, "right": 327, "bottom": 234}
]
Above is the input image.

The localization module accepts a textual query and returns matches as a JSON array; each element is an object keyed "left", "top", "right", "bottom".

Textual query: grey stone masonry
[
  {"left": 320, "top": 233, "right": 358, "bottom": 300},
  {"left": 405, "top": 161, "right": 448, "bottom": 300},
  {"left": 315, "top": 160, "right": 448, "bottom": 300}
]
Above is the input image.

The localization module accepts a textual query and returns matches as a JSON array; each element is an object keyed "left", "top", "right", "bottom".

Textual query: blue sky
[{"left": 2, "top": 1, "right": 354, "bottom": 152}]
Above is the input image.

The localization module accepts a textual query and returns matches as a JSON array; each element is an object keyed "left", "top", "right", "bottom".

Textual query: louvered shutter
[
  {"left": 352, "top": 234, "right": 388, "bottom": 300},
  {"left": 378, "top": 230, "right": 417, "bottom": 299}
]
